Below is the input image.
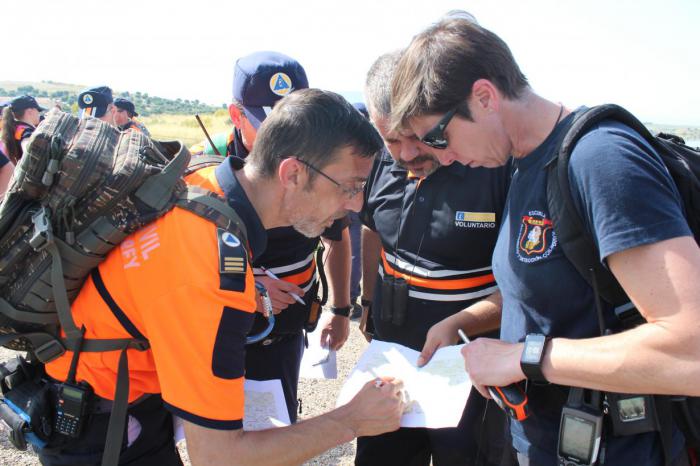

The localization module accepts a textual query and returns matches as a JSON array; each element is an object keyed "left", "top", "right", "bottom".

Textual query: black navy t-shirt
[
  {"left": 227, "top": 132, "right": 350, "bottom": 334},
  {"left": 493, "top": 110, "right": 690, "bottom": 464},
  {"left": 361, "top": 150, "right": 510, "bottom": 350}
]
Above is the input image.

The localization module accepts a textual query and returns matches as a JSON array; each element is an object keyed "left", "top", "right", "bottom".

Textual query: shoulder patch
[{"left": 218, "top": 228, "right": 248, "bottom": 292}]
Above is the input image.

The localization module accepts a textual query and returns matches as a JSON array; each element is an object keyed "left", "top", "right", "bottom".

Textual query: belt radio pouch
[
  {"left": 0, "top": 357, "right": 52, "bottom": 450},
  {"left": 305, "top": 296, "right": 323, "bottom": 333},
  {"left": 391, "top": 277, "right": 408, "bottom": 327},
  {"left": 558, "top": 387, "right": 604, "bottom": 466},
  {"left": 380, "top": 275, "right": 409, "bottom": 326},
  {"left": 380, "top": 275, "right": 394, "bottom": 322}
]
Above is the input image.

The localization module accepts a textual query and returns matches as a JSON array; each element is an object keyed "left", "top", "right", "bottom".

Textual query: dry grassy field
[{"left": 140, "top": 111, "right": 233, "bottom": 148}]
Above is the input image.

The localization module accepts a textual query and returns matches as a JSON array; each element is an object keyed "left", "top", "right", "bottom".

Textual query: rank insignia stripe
[{"left": 217, "top": 228, "right": 247, "bottom": 275}]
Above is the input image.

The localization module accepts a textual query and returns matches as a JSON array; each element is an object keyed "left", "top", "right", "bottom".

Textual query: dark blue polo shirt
[
  {"left": 227, "top": 130, "right": 349, "bottom": 335},
  {"left": 214, "top": 156, "right": 267, "bottom": 262},
  {"left": 0, "top": 148, "right": 9, "bottom": 167},
  {"left": 361, "top": 149, "right": 511, "bottom": 350},
  {"left": 492, "top": 111, "right": 689, "bottom": 464}
]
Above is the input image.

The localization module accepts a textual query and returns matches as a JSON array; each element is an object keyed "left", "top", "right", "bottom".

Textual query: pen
[
  {"left": 259, "top": 267, "right": 306, "bottom": 305},
  {"left": 457, "top": 329, "right": 470, "bottom": 344},
  {"left": 456, "top": 328, "right": 530, "bottom": 421}
]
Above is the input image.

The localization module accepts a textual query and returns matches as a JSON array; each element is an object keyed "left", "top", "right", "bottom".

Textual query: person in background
[
  {"left": 0, "top": 101, "right": 15, "bottom": 197},
  {"left": 348, "top": 101, "right": 370, "bottom": 319},
  {"left": 195, "top": 51, "right": 354, "bottom": 424},
  {"left": 77, "top": 86, "right": 116, "bottom": 124},
  {"left": 114, "top": 97, "right": 151, "bottom": 136},
  {"left": 1, "top": 95, "right": 45, "bottom": 163}
]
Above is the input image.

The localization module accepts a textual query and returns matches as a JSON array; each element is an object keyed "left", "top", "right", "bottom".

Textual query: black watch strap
[
  {"left": 330, "top": 305, "right": 351, "bottom": 317},
  {"left": 520, "top": 334, "right": 551, "bottom": 384}
]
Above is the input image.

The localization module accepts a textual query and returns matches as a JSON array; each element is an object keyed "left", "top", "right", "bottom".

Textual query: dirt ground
[{"left": 0, "top": 316, "right": 369, "bottom": 466}]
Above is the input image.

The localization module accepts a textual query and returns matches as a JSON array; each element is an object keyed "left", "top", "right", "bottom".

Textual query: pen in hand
[
  {"left": 259, "top": 267, "right": 306, "bottom": 306},
  {"left": 456, "top": 328, "right": 530, "bottom": 421}
]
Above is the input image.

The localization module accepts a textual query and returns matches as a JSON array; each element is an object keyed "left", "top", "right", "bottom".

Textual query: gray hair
[{"left": 364, "top": 50, "right": 402, "bottom": 119}]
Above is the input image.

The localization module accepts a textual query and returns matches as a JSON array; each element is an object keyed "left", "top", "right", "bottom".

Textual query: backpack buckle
[
  {"left": 33, "top": 339, "right": 66, "bottom": 363},
  {"left": 29, "top": 207, "right": 54, "bottom": 251}
]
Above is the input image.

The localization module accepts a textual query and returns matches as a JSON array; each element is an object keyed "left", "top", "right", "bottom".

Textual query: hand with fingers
[
  {"left": 318, "top": 312, "right": 350, "bottom": 350},
  {"left": 254, "top": 276, "right": 305, "bottom": 315},
  {"left": 416, "top": 316, "right": 461, "bottom": 367},
  {"left": 342, "top": 376, "right": 405, "bottom": 437}
]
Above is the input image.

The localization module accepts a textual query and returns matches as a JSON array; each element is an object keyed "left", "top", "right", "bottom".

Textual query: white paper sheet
[
  {"left": 174, "top": 378, "right": 291, "bottom": 444},
  {"left": 336, "top": 339, "right": 472, "bottom": 429},
  {"left": 299, "top": 328, "right": 338, "bottom": 379}
]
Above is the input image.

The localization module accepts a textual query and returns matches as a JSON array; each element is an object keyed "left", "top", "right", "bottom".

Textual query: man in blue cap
[
  {"left": 77, "top": 86, "right": 116, "bottom": 124},
  {"left": 114, "top": 97, "right": 151, "bottom": 136},
  {"left": 196, "top": 51, "right": 354, "bottom": 424}
]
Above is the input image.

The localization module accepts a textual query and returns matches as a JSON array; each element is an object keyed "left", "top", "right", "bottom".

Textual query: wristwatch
[
  {"left": 330, "top": 305, "right": 351, "bottom": 317},
  {"left": 520, "top": 333, "right": 551, "bottom": 384}
]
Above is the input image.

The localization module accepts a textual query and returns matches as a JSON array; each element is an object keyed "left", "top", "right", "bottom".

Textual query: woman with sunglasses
[{"left": 391, "top": 12, "right": 698, "bottom": 466}]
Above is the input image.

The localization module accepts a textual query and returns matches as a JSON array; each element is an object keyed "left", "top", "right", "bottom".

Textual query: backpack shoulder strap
[
  {"left": 546, "top": 105, "right": 632, "bottom": 305},
  {"left": 176, "top": 186, "right": 250, "bottom": 255}
]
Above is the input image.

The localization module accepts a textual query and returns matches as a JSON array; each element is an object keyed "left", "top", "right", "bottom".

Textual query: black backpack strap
[
  {"left": 546, "top": 105, "right": 631, "bottom": 306},
  {"left": 315, "top": 243, "right": 328, "bottom": 306},
  {"left": 548, "top": 106, "right": 685, "bottom": 465},
  {"left": 176, "top": 186, "right": 249, "bottom": 250},
  {"left": 101, "top": 344, "right": 131, "bottom": 466}
]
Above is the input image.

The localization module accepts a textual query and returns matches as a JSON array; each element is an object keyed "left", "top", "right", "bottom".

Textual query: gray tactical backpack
[
  {"left": 0, "top": 109, "right": 248, "bottom": 360},
  {"left": 0, "top": 109, "right": 252, "bottom": 465}
]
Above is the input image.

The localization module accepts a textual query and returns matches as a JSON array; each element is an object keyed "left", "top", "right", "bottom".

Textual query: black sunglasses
[{"left": 420, "top": 107, "right": 458, "bottom": 149}]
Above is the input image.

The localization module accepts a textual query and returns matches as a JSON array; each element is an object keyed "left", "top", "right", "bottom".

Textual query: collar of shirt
[
  {"left": 215, "top": 156, "right": 267, "bottom": 261},
  {"left": 228, "top": 128, "right": 249, "bottom": 159}
]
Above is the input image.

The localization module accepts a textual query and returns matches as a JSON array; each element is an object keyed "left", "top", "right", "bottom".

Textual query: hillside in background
[
  {"left": 2, "top": 81, "right": 699, "bottom": 146},
  {"left": 0, "top": 80, "right": 223, "bottom": 116}
]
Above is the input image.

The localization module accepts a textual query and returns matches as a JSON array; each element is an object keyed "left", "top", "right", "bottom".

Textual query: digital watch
[
  {"left": 330, "top": 305, "right": 351, "bottom": 317},
  {"left": 520, "top": 333, "right": 551, "bottom": 384}
]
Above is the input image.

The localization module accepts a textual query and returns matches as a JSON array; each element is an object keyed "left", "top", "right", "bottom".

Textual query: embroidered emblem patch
[
  {"left": 516, "top": 210, "right": 558, "bottom": 263},
  {"left": 82, "top": 94, "right": 94, "bottom": 105},
  {"left": 217, "top": 228, "right": 246, "bottom": 274},
  {"left": 269, "top": 72, "right": 292, "bottom": 96}
]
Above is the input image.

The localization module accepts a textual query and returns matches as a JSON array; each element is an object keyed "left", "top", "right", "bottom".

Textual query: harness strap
[{"left": 101, "top": 345, "right": 131, "bottom": 466}]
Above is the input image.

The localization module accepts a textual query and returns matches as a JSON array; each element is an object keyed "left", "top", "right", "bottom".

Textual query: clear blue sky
[{"left": 9, "top": 0, "right": 699, "bottom": 125}]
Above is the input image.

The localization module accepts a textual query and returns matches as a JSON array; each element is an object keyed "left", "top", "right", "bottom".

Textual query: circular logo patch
[
  {"left": 222, "top": 232, "right": 241, "bottom": 248},
  {"left": 82, "top": 94, "right": 94, "bottom": 105},
  {"left": 269, "top": 73, "right": 293, "bottom": 96}
]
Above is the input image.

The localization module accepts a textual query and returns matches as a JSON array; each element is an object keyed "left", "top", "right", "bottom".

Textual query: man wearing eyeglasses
[
  {"left": 39, "top": 88, "right": 406, "bottom": 466},
  {"left": 390, "top": 13, "right": 700, "bottom": 466},
  {"left": 355, "top": 51, "right": 513, "bottom": 466},
  {"left": 206, "top": 51, "right": 355, "bottom": 425}
]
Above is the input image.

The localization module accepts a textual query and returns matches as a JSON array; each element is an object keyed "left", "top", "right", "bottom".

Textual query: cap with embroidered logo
[
  {"left": 78, "top": 86, "right": 113, "bottom": 118},
  {"left": 233, "top": 51, "right": 309, "bottom": 129}
]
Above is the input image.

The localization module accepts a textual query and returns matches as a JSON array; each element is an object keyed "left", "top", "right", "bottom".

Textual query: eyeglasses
[
  {"left": 420, "top": 107, "right": 458, "bottom": 149},
  {"left": 295, "top": 158, "right": 366, "bottom": 200}
]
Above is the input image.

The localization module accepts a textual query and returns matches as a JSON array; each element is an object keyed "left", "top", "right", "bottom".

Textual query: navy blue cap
[
  {"left": 233, "top": 51, "right": 309, "bottom": 128},
  {"left": 114, "top": 97, "right": 138, "bottom": 117},
  {"left": 10, "top": 95, "right": 46, "bottom": 113},
  {"left": 78, "top": 86, "right": 113, "bottom": 118},
  {"left": 353, "top": 102, "right": 369, "bottom": 119}
]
